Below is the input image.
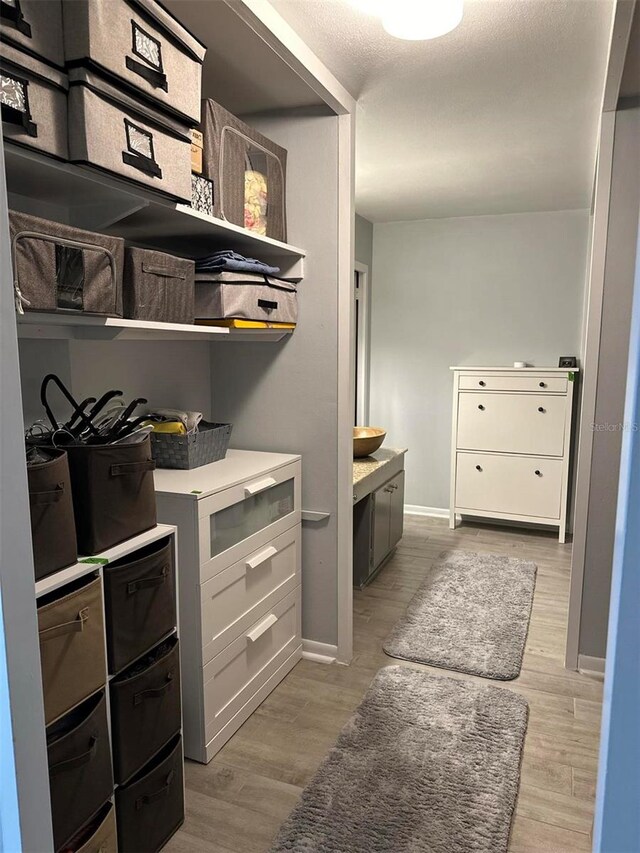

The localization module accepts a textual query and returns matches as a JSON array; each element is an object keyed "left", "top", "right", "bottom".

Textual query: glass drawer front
[{"left": 209, "top": 478, "right": 295, "bottom": 559}]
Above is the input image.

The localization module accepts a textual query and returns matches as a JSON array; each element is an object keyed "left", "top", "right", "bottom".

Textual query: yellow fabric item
[
  {"left": 196, "top": 319, "right": 296, "bottom": 330},
  {"left": 147, "top": 421, "right": 187, "bottom": 435}
]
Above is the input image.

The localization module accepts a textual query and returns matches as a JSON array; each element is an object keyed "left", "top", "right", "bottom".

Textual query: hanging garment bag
[
  {"left": 110, "top": 635, "right": 181, "bottom": 783},
  {"left": 37, "top": 574, "right": 107, "bottom": 724},
  {"left": 27, "top": 447, "right": 77, "bottom": 581},
  {"left": 66, "top": 436, "right": 157, "bottom": 555},
  {"left": 47, "top": 690, "right": 113, "bottom": 852},
  {"left": 103, "top": 536, "right": 175, "bottom": 672}
]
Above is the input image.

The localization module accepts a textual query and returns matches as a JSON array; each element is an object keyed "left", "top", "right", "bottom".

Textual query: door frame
[{"left": 354, "top": 261, "right": 371, "bottom": 426}]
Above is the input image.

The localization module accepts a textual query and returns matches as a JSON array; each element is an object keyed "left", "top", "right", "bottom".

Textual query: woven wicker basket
[{"left": 150, "top": 422, "right": 232, "bottom": 470}]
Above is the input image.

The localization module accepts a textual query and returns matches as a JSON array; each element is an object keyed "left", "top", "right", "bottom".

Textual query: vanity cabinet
[
  {"left": 450, "top": 367, "right": 578, "bottom": 542},
  {"left": 353, "top": 451, "right": 406, "bottom": 588},
  {"left": 372, "top": 471, "right": 405, "bottom": 569},
  {"left": 154, "top": 450, "right": 302, "bottom": 764}
]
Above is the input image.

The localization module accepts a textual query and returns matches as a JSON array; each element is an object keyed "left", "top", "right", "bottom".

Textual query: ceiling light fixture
[{"left": 350, "top": 0, "right": 463, "bottom": 40}]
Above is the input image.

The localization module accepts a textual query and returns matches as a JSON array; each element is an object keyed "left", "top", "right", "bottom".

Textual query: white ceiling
[{"left": 271, "top": 0, "right": 615, "bottom": 222}]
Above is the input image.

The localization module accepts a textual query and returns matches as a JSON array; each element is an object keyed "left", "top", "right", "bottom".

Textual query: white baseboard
[
  {"left": 404, "top": 504, "right": 450, "bottom": 519},
  {"left": 578, "top": 654, "right": 606, "bottom": 675},
  {"left": 302, "top": 639, "right": 338, "bottom": 664}
]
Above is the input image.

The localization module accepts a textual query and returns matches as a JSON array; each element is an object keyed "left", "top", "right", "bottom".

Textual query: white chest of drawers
[
  {"left": 154, "top": 450, "right": 302, "bottom": 763},
  {"left": 449, "top": 367, "right": 578, "bottom": 543}
]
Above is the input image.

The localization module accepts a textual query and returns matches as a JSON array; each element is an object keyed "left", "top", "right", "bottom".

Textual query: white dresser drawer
[
  {"left": 203, "top": 587, "right": 300, "bottom": 745},
  {"left": 457, "top": 393, "right": 566, "bottom": 456},
  {"left": 201, "top": 525, "right": 301, "bottom": 665},
  {"left": 459, "top": 374, "right": 568, "bottom": 393},
  {"left": 455, "top": 453, "right": 563, "bottom": 519},
  {"left": 198, "top": 460, "right": 301, "bottom": 581}
]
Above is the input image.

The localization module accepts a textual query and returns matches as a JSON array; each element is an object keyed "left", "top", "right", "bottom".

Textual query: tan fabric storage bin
[
  {"left": 9, "top": 210, "right": 124, "bottom": 316},
  {"left": 0, "top": 0, "right": 64, "bottom": 68},
  {"left": 38, "top": 574, "right": 107, "bottom": 725},
  {"left": 47, "top": 690, "right": 113, "bottom": 852},
  {"left": 103, "top": 536, "right": 176, "bottom": 673},
  {"left": 0, "top": 42, "right": 68, "bottom": 159},
  {"left": 68, "top": 67, "right": 192, "bottom": 202},
  {"left": 62, "top": 0, "right": 206, "bottom": 125},
  {"left": 63, "top": 802, "right": 117, "bottom": 853},
  {"left": 124, "top": 247, "right": 195, "bottom": 323},
  {"left": 110, "top": 635, "right": 181, "bottom": 784},
  {"left": 195, "top": 271, "right": 298, "bottom": 324},
  {"left": 201, "top": 98, "right": 287, "bottom": 241},
  {"left": 115, "top": 733, "right": 184, "bottom": 853},
  {"left": 66, "top": 436, "right": 157, "bottom": 556},
  {"left": 27, "top": 448, "right": 77, "bottom": 581}
]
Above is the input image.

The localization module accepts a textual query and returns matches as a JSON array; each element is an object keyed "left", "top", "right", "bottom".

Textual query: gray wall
[
  {"left": 355, "top": 213, "right": 373, "bottom": 269},
  {"left": 579, "top": 106, "right": 640, "bottom": 660},
  {"left": 369, "top": 209, "right": 590, "bottom": 510}
]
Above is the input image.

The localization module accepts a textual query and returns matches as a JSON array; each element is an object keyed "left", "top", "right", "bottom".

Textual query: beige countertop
[{"left": 353, "top": 447, "right": 407, "bottom": 487}]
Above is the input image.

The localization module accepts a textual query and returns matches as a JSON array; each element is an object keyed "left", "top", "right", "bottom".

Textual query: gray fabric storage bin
[
  {"left": 150, "top": 421, "right": 232, "bottom": 469},
  {"left": 0, "top": 0, "right": 64, "bottom": 68},
  {"left": 124, "top": 247, "right": 195, "bottom": 323},
  {"left": 68, "top": 67, "right": 192, "bottom": 202},
  {"left": 0, "top": 42, "right": 68, "bottom": 159},
  {"left": 201, "top": 98, "right": 287, "bottom": 242},
  {"left": 9, "top": 210, "right": 124, "bottom": 316},
  {"left": 195, "top": 271, "right": 298, "bottom": 324},
  {"left": 62, "top": 0, "right": 206, "bottom": 125}
]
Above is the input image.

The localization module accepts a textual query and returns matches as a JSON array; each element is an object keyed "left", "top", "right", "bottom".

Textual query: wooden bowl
[{"left": 353, "top": 427, "right": 386, "bottom": 458}]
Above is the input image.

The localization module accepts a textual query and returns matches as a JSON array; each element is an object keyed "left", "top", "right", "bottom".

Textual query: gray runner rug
[
  {"left": 271, "top": 666, "right": 528, "bottom": 853},
  {"left": 384, "top": 551, "right": 537, "bottom": 680}
]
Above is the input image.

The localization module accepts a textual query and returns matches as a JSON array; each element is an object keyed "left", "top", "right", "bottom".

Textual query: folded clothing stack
[{"left": 195, "top": 250, "right": 281, "bottom": 277}]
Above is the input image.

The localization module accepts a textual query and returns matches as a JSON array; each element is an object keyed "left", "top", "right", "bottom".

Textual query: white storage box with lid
[
  {"left": 1, "top": 42, "right": 68, "bottom": 159},
  {"left": 62, "top": 0, "right": 207, "bottom": 125},
  {"left": 450, "top": 367, "right": 578, "bottom": 542},
  {"left": 154, "top": 449, "right": 302, "bottom": 763},
  {"left": 67, "top": 66, "right": 192, "bottom": 202}
]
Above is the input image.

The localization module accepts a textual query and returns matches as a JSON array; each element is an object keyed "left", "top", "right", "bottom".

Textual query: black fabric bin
[
  {"left": 0, "top": 0, "right": 65, "bottom": 68},
  {"left": 0, "top": 43, "right": 68, "bottom": 160},
  {"left": 103, "top": 536, "right": 176, "bottom": 673},
  {"left": 110, "top": 635, "right": 181, "bottom": 784},
  {"left": 27, "top": 448, "right": 77, "bottom": 581},
  {"left": 115, "top": 733, "right": 184, "bottom": 853},
  {"left": 9, "top": 210, "right": 124, "bottom": 317},
  {"left": 47, "top": 690, "right": 113, "bottom": 852},
  {"left": 200, "top": 98, "right": 287, "bottom": 242},
  {"left": 38, "top": 574, "right": 107, "bottom": 725},
  {"left": 66, "top": 435, "right": 156, "bottom": 556},
  {"left": 124, "top": 247, "right": 195, "bottom": 323},
  {"left": 63, "top": 801, "right": 117, "bottom": 853},
  {"left": 62, "top": 0, "right": 206, "bottom": 125}
]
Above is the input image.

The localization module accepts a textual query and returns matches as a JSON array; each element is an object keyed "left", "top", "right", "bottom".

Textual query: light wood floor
[{"left": 166, "top": 515, "right": 603, "bottom": 853}]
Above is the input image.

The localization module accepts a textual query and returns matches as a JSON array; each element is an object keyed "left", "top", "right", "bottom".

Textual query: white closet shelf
[
  {"left": 17, "top": 313, "right": 293, "bottom": 342},
  {"left": 35, "top": 523, "right": 176, "bottom": 599},
  {"left": 4, "top": 144, "right": 306, "bottom": 270}
]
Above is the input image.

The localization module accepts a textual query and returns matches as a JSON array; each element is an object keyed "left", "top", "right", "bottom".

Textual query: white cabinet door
[
  {"left": 455, "top": 453, "right": 563, "bottom": 519},
  {"left": 457, "top": 393, "right": 566, "bottom": 456}
]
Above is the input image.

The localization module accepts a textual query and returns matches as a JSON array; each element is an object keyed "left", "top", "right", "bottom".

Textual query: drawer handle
[
  {"left": 539, "top": 382, "right": 546, "bottom": 388},
  {"left": 127, "top": 565, "right": 168, "bottom": 594},
  {"left": 244, "top": 476, "right": 277, "bottom": 497},
  {"left": 478, "top": 380, "right": 486, "bottom": 387},
  {"left": 39, "top": 607, "right": 89, "bottom": 642},
  {"left": 535, "top": 469, "right": 542, "bottom": 476},
  {"left": 538, "top": 407, "right": 545, "bottom": 413},
  {"left": 475, "top": 465, "right": 483, "bottom": 472},
  {"left": 49, "top": 735, "right": 98, "bottom": 776},
  {"left": 246, "top": 545, "right": 278, "bottom": 570},
  {"left": 478, "top": 404, "right": 485, "bottom": 411},
  {"left": 136, "top": 770, "right": 175, "bottom": 810},
  {"left": 134, "top": 671, "right": 174, "bottom": 706},
  {"left": 246, "top": 613, "right": 278, "bottom": 642}
]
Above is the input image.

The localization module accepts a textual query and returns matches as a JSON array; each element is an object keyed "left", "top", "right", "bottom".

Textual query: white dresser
[
  {"left": 154, "top": 450, "right": 302, "bottom": 763},
  {"left": 450, "top": 367, "right": 578, "bottom": 542}
]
